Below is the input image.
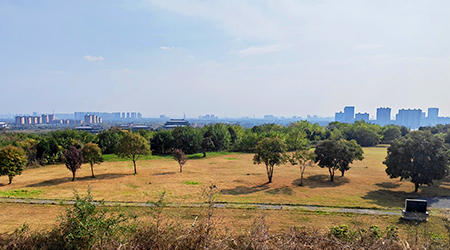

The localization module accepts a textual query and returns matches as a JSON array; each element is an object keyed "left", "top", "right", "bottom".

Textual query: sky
[{"left": 1, "top": 0, "right": 450, "bottom": 118}]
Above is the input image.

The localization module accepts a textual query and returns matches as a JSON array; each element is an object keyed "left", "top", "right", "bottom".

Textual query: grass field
[{"left": 0, "top": 145, "right": 449, "bottom": 234}]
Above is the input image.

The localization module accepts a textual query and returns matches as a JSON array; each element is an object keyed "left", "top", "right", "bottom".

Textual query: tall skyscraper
[
  {"left": 396, "top": 109, "right": 422, "bottom": 128},
  {"left": 376, "top": 107, "right": 391, "bottom": 126},
  {"left": 344, "top": 106, "right": 355, "bottom": 123},
  {"left": 428, "top": 108, "right": 439, "bottom": 126}
]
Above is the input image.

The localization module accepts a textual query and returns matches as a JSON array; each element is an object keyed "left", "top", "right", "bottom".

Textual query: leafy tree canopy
[
  {"left": 253, "top": 137, "right": 287, "bottom": 183},
  {"left": 116, "top": 132, "right": 150, "bottom": 174},
  {"left": 384, "top": 131, "right": 450, "bottom": 192},
  {"left": 0, "top": 145, "right": 27, "bottom": 184}
]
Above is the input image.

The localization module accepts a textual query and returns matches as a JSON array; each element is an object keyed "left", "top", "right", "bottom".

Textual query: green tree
[
  {"left": 382, "top": 125, "right": 402, "bottom": 144},
  {"left": 82, "top": 143, "right": 103, "bottom": 178},
  {"left": 200, "top": 136, "right": 215, "bottom": 157},
  {"left": 384, "top": 131, "right": 450, "bottom": 192},
  {"left": 150, "top": 130, "right": 175, "bottom": 154},
  {"left": 338, "top": 139, "right": 364, "bottom": 176},
  {"left": 172, "top": 148, "right": 187, "bottom": 172},
  {"left": 96, "top": 127, "right": 124, "bottom": 154},
  {"left": 0, "top": 145, "right": 27, "bottom": 184},
  {"left": 288, "top": 149, "right": 315, "bottom": 186},
  {"left": 253, "top": 137, "right": 287, "bottom": 183},
  {"left": 314, "top": 139, "right": 364, "bottom": 182},
  {"left": 172, "top": 127, "right": 202, "bottom": 154},
  {"left": 116, "top": 132, "right": 150, "bottom": 174},
  {"left": 63, "top": 146, "right": 84, "bottom": 181}
]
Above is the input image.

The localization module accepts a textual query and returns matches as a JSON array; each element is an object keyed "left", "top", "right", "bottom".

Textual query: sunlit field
[{"left": 1, "top": 146, "right": 449, "bottom": 234}]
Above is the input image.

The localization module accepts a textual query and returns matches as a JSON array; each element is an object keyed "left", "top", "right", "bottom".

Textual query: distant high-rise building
[
  {"left": 335, "top": 111, "right": 345, "bottom": 122},
  {"left": 344, "top": 106, "right": 355, "bottom": 123},
  {"left": 355, "top": 112, "right": 369, "bottom": 122},
  {"left": 122, "top": 112, "right": 126, "bottom": 119},
  {"left": 131, "top": 112, "right": 137, "bottom": 119},
  {"left": 376, "top": 107, "right": 391, "bottom": 126},
  {"left": 137, "top": 113, "right": 142, "bottom": 119},
  {"left": 126, "top": 112, "right": 130, "bottom": 119},
  {"left": 396, "top": 109, "right": 422, "bottom": 128},
  {"left": 113, "top": 112, "right": 121, "bottom": 120},
  {"left": 428, "top": 108, "right": 439, "bottom": 126},
  {"left": 15, "top": 116, "right": 25, "bottom": 125}
]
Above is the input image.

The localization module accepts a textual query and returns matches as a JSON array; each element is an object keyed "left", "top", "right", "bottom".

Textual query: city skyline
[
  {"left": 4, "top": 105, "right": 449, "bottom": 121},
  {"left": 1, "top": 1, "right": 450, "bottom": 117}
]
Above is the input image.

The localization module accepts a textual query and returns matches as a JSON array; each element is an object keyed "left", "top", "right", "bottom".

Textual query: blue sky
[{"left": 1, "top": 0, "right": 450, "bottom": 118}]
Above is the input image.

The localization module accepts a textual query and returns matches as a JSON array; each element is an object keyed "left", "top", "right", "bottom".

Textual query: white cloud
[
  {"left": 160, "top": 46, "right": 176, "bottom": 50},
  {"left": 234, "top": 44, "right": 284, "bottom": 57},
  {"left": 353, "top": 44, "right": 384, "bottom": 50},
  {"left": 84, "top": 55, "right": 104, "bottom": 61}
]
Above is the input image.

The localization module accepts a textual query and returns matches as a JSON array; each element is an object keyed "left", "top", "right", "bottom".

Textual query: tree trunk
[
  {"left": 179, "top": 164, "right": 183, "bottom": 173},
  {"left": 203, "top": 151, "right": 206, "bottom": 158},
  {"left": 341, "top": 170, "right": 345, "bottom": 177},
  {"left": 329, "top": 168, "right": 334, "bottom": 182},
  {"left": 72, "top": 171, "right": 75, "bottom": 181},
  {"left": 300, "top": 166, "right": 304, "bottom": 186},
  {"left": 133, "top": 155, "right": 137, "bottom": 174},
  {"left": 266, "top": 164, "right": 272, "bottom": 183},
  {"left": 8, "top": 175, "right": 13, "bottom": 184},
  {"left": 91, "top": 163, "right": 95, "bottom": 178},
  {"left": 414, "top": 183, "right": 419, "bottom": 192}
]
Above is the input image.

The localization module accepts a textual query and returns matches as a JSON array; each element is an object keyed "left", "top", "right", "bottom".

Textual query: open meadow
[{"left": 0, "top": 145, "right": 449, "bottom": 236}]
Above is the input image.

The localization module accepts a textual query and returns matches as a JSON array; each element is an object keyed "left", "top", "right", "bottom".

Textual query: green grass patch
[
  {"left": 126, "top": 183, "right": 139, "bottom": 189},
  {"left": 225, "top": 157, "right": 239, "bottom": 160},
  {"left": 0, "top": 189, "right": 43, "bottom": 198},
  {"left": 184, "top": 181, "right": 200, "bottom": 185}
]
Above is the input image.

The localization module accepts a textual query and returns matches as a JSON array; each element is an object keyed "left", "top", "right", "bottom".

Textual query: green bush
[{"left": 57, "top": 189, "right": 131, "bottom": 249}]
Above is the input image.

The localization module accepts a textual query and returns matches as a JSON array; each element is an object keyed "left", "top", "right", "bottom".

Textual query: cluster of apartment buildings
[
  {"left": 15, "top": 114, "right": 57, "bottom": 125},
  {"left": 335, "top": 106, "right": 446, "bottom": 129},
  {"left": 15, "top": 114, "right": 103, "bottom": 125},
  {"left": 74, "top": 112, "right": 142, "bottom": 121}
]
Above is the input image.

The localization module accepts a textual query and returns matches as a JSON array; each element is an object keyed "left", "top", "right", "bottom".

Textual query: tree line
[
  {"left": 0, "top": 121, "right": 408, "bottom": 167},
  {"left": 2, "top": 121, "right": 450, "bottom": 192}
]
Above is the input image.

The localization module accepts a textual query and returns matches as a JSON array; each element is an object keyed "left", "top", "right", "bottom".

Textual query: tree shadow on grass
[
  {"left": 294, "top": 174, "right": 349, "bottom": 188},
  {"left": 220, "top": 183, "right": 269, "bottom": 195},
  {"left": 26, "top": 173, "right": 131, "bottom": 187},
  {"left": 375, "top": 182, "right": 401, "bottom": 189},
  {"left": 362, "top": 189, "right": 421, "bottom": 208},
  {"left": 153, "top": 172, "right": 176, "bottom": 176},
  {"left": 266, "top": 186, "right": 293, "bottom": 195}
]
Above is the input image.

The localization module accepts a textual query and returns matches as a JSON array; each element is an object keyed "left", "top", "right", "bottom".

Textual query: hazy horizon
[{"left": 1, "top": 1, "right": 449, "bottom": 117}]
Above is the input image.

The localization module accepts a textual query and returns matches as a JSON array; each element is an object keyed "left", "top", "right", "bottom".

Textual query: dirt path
[{"left": 0, "top": 197, "right": 405, "bottom": 216}]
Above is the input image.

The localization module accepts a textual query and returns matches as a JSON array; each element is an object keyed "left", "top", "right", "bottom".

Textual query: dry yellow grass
[
  {"left": 0, "top": 202, "right": 447, "bottom": 239},
  {"left": 0, "top": 145, "right": 449, "bottom": 209}
]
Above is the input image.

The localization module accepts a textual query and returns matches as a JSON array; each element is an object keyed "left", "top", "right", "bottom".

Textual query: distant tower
[
  {"left": 335, "top": 111, "right": 345, "bottom": 122},
  {"left": 344, "top": 106, "right": 355, "bottom": 123},
  {"left": 376, "top": 107, "right": 391, "bottom": 126},
  {"left": 428, "top": 108, "right": 439, "bottom": 126}
]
